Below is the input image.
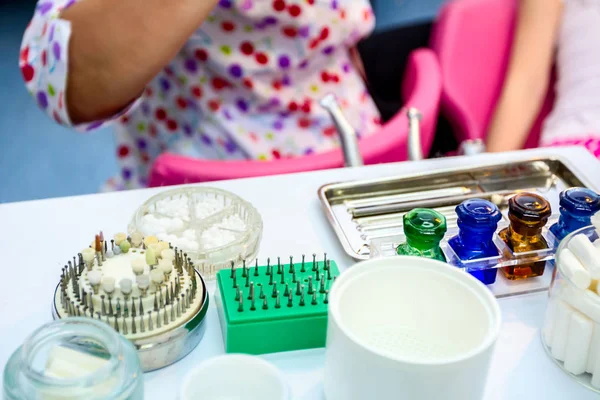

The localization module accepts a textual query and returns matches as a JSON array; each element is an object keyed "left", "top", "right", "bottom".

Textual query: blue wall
[{"left": 372, "top": 0, "right": 447, "bottom": 31}]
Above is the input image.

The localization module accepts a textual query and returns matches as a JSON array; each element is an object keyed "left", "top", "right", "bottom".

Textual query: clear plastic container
[
  {"left": 3, "top": 318, "right": 143, "bottom": 400},
  {"left": 542, "top": 225, "right": 600, "bottom": 393},
  {"left": 129, "top": 187, "right": 263, "bottom": 279}
]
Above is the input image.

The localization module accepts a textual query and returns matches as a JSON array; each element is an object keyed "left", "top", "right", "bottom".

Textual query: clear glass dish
[
  {"left": 3, "top": 318, "right": 143, "bottom": 400},
  {"left": 129, "top": 187, "right": 263, "bottom": 279},
  {"left": 542, "top": 225, "right": 600, "bottom": 393}
]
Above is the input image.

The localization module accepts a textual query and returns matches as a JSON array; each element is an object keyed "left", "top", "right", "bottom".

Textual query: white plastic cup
[
  {"left": 179, "top": 354, "right": 290, "bottom": 400},
  {"left": 324, "top": 256, "right": 502, "bottom": 400}
]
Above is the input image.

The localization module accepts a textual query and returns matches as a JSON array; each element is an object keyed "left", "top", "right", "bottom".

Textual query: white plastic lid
[{"left": 179, "top": 355, "right": 289, "bottom": 400}]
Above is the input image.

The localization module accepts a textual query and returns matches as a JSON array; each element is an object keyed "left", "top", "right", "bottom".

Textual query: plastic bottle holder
[
  {"left": 129, "top": 187, "right": 263, "bottom": 280},
  {"left": 370, "top": 215, "right": 562, "bottom": 298}
]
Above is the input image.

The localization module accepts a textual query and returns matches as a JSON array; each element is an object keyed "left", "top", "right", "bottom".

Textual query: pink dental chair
[
  {"left": 148, "top": 49, "right": 442, "bottom": 187},
  {"left": 430, "top": 0, "right": 556, "bottom": 149}
]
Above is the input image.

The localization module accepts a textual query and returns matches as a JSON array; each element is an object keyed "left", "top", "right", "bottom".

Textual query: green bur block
[{"left": 216, "top": 258, "right": 339, "bottom": 354}]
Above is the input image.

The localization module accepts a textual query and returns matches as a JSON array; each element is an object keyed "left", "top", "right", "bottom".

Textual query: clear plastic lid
[{"left": 129, "top": 187, "right": 263, "bottom": 279}]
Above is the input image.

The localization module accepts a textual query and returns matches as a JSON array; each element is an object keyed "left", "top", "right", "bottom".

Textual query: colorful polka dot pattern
[{"left": 21, "top": 0, "right": 381, "bottom": 191}]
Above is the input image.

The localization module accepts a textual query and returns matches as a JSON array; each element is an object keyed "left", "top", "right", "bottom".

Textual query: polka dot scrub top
[{"left": 21, "top": 0, "right": 381, "bottom": 190}]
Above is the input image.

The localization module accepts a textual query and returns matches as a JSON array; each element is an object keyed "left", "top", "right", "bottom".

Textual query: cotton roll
[
  {"left": 587, "top": 323, "right": 600, "bottom": 373},
  {"left": 568, "top": 234, "right": 600, "bottom": 279},
  {"left": 543, "top": 299, "right": 559, "bottom": 346},
  {"left": 564, "top": 311, "right": 593, "bottom": 375},
  {"left": 551, "top": 300, "right": 575, "bottom": 361},
  {"left": 560, "top": 249, "right": 592, "bottom": 289},
  {"left": 592, "top": 349, "right": 600, "bottom": 388},
  {"left": 562, "top": 286, "right": 600, "bottom": 323}
]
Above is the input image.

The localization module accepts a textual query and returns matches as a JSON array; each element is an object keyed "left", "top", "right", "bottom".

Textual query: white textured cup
[
  {"left": 324, "top": 256, "right": 501, "bottom": 400},
  {"left": 180, "top": 354, "right": 290, "bottom": 400}
]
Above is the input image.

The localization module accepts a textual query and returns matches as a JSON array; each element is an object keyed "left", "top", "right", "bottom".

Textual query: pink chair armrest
[
  {"left": 431, "top": 0, "right": 517, "bottom": 142},
  {"left": 149, "top": 49, "right": 442, "bottom": 187}
]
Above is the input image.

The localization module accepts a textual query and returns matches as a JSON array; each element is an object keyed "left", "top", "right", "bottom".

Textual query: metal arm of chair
[
  {"left": 407, "top": 107, "right": 424, "bottom": 161},
  {"left": 321, "top": 96, "right": 427, "bottom": 164},
  {"left": 320, "top": 94, "right": 364, "bottom": 168}
]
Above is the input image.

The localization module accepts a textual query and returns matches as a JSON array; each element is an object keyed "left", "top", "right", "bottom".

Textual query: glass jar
[
  {"left": 3, "top": 318, "right": 144, "bottom": 400},
  {"left": 396, "top": 208, "right": 447, "bottom": 261},
  {"left": 542, "top": 225, "right": 600, "bottom": 393},
  {"left": 550, "top": 188, "right": 600, "bottom": 242},
  {"left": 448, "top": 199, "right": 502, "bottom": 285},
  {"left": 499, "top": 192, "right": 551, "bottom": 280}
]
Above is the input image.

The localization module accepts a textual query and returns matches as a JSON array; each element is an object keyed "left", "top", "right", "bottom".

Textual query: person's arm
[
  {"left": 486, "top": 0, "right": 562, "bottom": 152},
  {"left": 20, "top": 0, "right": 218, "bottom": 127},
  {"left": 62, "top": 0, "right": 218, "bottom": 123}
]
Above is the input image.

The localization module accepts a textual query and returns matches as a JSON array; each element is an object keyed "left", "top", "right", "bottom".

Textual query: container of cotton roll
[
  {"left": 129, "top": 187, "right": 263, "bottom": 279},
  {"left": 542, "top": 218, "right": 600, "bottom": 393}
]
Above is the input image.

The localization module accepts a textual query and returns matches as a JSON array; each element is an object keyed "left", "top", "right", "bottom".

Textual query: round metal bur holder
[
  {"left": 52, "top": 233, "right": 210, "bottom": 372},
  {"left": 53, "top": 272, "right": 209, "bottom": 372}
]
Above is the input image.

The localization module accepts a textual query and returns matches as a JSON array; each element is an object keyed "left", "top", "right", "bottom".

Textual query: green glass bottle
[{"left": 396, "top": 208, "right": 447, "bottom": 261}]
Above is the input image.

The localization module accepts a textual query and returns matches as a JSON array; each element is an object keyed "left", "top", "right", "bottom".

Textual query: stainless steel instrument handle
[
  {"left": 320, "top": 94, "right": 364, "bottom": 167},
  {"left": 457, "top": 139, "right": 486, "bottom": 156},
  {"left": 407, "top": 107, "right": 423, "bottom": 161}
]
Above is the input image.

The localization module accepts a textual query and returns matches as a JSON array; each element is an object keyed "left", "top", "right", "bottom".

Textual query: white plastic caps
[
  {"left": 560, "top": 249, "right": 592, "bottom": 289},
  {"left": 130, "top": 232, "right": 143, "bottom": 248},
  {"left": 81, "top": 248, "right": 96, "bottom": 263},
  {"left": 159, "top": 259, "right": 173, "bottom": 275},
  {"left": 158, "top": 241, "right": 170, "bottom": 252},
  {"left": 120, "top": 278, "right": 133, "bottom": 294},
  {"left": 131, "top": 258, "right": 145, "bottom": 276},
  {"left": 87, "top": 271, "right": 102, "bottom": 286},
  {"left": 150, "top": 269, "right": 164, "bottom": 284},
  {"left": 567, "top": 234, "right": 600, "bottom": 279},
  {"left": 161, "top": 249, "right": 175, "bottom": 261},
  {"left": 113, "top": 232, "right": 127, "bottom": 246},
  {"left": 136, "top": 275, "right": 150, "bottom": 290},
  {"left": 102, "top": 277, "right": 115, "bottom": 294},
  {"left": 145, "top": 247, "right": 157, "bottom": 266}
]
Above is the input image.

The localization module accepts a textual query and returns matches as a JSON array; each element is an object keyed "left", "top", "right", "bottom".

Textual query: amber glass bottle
[{"left": 499, "top": 193, "right": 551, "bottom": 280}]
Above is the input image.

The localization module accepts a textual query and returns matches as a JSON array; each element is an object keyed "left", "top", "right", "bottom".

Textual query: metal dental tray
[{"left": 318, "top": 157, "right": 593, "bottom": 261}]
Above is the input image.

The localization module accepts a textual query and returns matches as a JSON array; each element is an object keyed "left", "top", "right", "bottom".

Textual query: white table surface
[{"left": 1, "top": 146, "right": 599, "bottom": 399}]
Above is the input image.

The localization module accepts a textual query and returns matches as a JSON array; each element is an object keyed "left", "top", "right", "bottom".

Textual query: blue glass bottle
[
  {"left": 449, "top": 199, "right": 502, "bottom": 285},
  {"left": 550, "top": 187, "right": 600, "bottom": 241}
]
